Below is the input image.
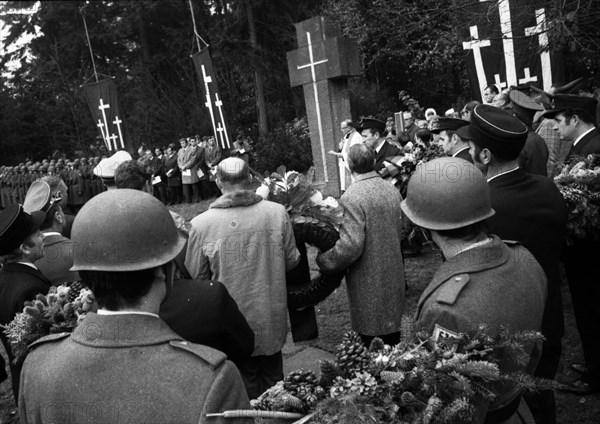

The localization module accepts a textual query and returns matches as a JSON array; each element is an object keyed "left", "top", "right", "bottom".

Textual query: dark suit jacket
[
  {"left": 568, "top": 127, "right": 600, "bottom": 157},
  {"left": 164, "top": 153, "right": 181, "bottom": 186},
  {"left": 452, "top": 147, "right": 473, "bottom": 163},
  {"left": 519, "top": 131, "right": 549, "bottom": 176},
  {"left": 159, "top": 279, "right": 254, "bottom": 365},
  {"left": 374, "top": 141, "right": 401, "bottom": 172},
  {"left": 487, "top": 168, "right": 567, "bottom": 342},
  {"left": 35, "top": 233, "right": 79, "bottom": 285},
  {"left": 0, "top": 263, "right": 51, "bottom": 401}
]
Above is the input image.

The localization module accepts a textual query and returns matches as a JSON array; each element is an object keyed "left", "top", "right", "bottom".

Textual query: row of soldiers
[{"left": 0, "top": 158, "right": 106, "bottom": 211}]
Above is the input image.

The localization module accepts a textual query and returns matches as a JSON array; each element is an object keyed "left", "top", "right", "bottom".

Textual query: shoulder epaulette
[
  {"left": 28, "top": 332, "right": 70, "bottom": 350},
  {"left": 169, "top": 340, "right": 227, "bottom": 369},
  {"left": 436, "top": 274, "right": 470, "bottom": 305}
]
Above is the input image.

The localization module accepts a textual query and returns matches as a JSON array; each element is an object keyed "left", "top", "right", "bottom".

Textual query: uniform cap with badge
[
  {"left": 541, "top": 94, "right": 598, "bottom": 119},
  {"left": 430, "top": 117, "right": 469, "bottom": 135},
  {"left": 0, "top": 204, "right": 46, "bottom": 256},
  {"left": 460, "top": 104, "right": 528, "bottom": 156},
  {"left": 400, "top": 157, "right": 495, "bottom": 230},
  {"left": 23, "top": 181, "right": 62, "bottom": 214},
  {"left": 508, "top": 89, "right": 544, "bottom": 127},
  {"left": 357, "top": 118, "right": 386, "bottom": 135},
  {"left": 93, "top": 150, "right": 133, "bottom": 183}
]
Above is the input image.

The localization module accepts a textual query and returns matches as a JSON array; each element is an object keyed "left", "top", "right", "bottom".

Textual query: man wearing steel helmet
[
  {"left": 18, "top": 190, "right": 252, "bottom": 424},
  {"left": 401, "top": 157, "right": 546, "bottom": 424}
]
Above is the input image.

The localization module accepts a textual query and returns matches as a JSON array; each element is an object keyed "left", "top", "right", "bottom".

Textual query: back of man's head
[
  {"left": 115, "top": 160, "right": 149, "bottom": 190},
  {"left": 348, "top": 144, "right": 375, "bottom": 175},
  {"left": 216, "top": 158, "right": 249, "bottom": 187}
]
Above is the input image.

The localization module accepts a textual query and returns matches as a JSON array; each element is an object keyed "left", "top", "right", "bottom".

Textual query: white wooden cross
[
  {"left": 498, "top": 0, "right": 517, "bottom": 86},
  {"left": 463, "top": 26, "right": 490, "bottom": 100},
  {"left": 97, "top": 119, "right": 107, "bottom": 143},
  {"left": 112, "top": 116, "right": 125, "bottom": 149},
  {"left": 297, "top": 31, "right": 329, "bottom": 182},
  {"left": 98, "top": 99, "right": 111, "bottom": 141},
  {"left": 108, "top": 133, "right": 119, "bottom": 152},
  {"left": 519, "top": 67, "right": 538, "bottom": 84},
  {"left": 525, "top": 8, "right": 552, "bottom": 91},
  {"left": 214, "top": 93, "right": 230, "bottom": 149},
  {"left": 201, "top": 64, "right": 217, "bottom": 140},
  {"left": 216, "top": 122, "right": 225, "bottom": 147},
  {"left": 494, "top": 74, "right": 507, "bottom": 89}
]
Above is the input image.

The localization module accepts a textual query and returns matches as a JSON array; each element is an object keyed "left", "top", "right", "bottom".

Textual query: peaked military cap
[
  {"left": 357, "top": 118, "right": 386, "bottom": 135},
  {"left": 93, "top": 150, "right": 133, "bottom": 179},
  {"left": 542, "top": 94, "right": 598, "bottom": 119},
  {"left": 430, "top": 117, "right": 469, "bottom": 134},
  {"left": 23, "top": 181, "right": 60, "bottom": 213},
  {"left": 0, "top": 204, "right": 45, "bottom": 255}
]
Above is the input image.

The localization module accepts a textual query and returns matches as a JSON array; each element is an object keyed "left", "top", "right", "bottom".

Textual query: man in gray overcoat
[{"left": 317, "top": 143, "right": 405, "bottom": 347}]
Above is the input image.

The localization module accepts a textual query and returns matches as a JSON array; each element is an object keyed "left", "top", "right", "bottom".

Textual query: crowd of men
[{"left": 0, "top": 79, "right": 599, "bottom": 424}]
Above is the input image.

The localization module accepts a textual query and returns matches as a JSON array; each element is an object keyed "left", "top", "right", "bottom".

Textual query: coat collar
[
  {"left": 210, "top": 190, "right": 263, "bottom": 209},
  {"left": 353, "top": 171, "right": 381, "bottom": 183},
  {"left": 571, "top": 127, "right": 599, "bottom": 154},
  {"left": 42, "top": 233, "right": 69, "bottom": 246},
  {"left": 417, "top": 235, "right": 510, "bottom": 313},
  {"left": 72, "top": 312, "right": 182, "bottom": 347},
  {"left": 1, "top": 262, "right": 51, "bottom": 285}
]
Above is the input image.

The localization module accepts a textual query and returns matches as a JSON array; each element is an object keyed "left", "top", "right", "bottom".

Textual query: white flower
[
  {"left": 310, "top": 191, "right": 323, "bottom": 204},
  {"left": 256, "top": 184, "right": 270, "bottom": 199},
  {"left": 321, "top": 197, "right": 338, "bottom": 208}
]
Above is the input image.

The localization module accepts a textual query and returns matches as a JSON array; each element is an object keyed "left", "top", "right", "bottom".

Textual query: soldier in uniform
[
  {"left": 401, "top": 157, "right": 547, "bottom": 424},
  {"left": 18, "top": 189, "right": 252, "bottom": 424},
  {"left": 431, "top": 117, "right": 471, "bottom": 162}
]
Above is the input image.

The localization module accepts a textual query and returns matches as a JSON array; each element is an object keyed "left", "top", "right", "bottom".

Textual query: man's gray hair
[
  {"left": 217, "top": 158, "right": 249, "bottom": 185},
  {"left": 348, "top": 144, "right": 375, "bottom": 174}
]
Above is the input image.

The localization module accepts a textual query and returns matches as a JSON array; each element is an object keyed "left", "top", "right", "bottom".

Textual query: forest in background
[{"left": 1, "top": 0, "right": 599, "bottom": 171}]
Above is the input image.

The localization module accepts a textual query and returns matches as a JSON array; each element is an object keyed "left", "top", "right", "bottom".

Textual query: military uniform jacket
[
  {"left": 568, "top": 127, "right": 600, "bottom": 157},
  {"left": 415, "top": 236, "right": 546, "bottom": 423},
  {"left": 452, "top": 146, "right": 473, "bottom": 163},
  {"left": 160, "top": 279, "right": 255, "bottom": 366},
  {"left": 19, "top": 313, "right": 252, "bottom": 424},
  {"left": 519, "top": 131, "right": 549, "bottom": 176},
  {"left": 317, "top": 171, "right": 405, "bottom": 336},
  {"left": 34, "top": 233, "right": 80, "bottom": 285},
  {"left": 487, "top": 168, "right": 567, "bottom": 342}
]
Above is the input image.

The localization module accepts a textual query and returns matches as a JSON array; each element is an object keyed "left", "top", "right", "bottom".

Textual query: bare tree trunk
[{"left": 246, "top": 1, "right": 268, "bottom": 136}]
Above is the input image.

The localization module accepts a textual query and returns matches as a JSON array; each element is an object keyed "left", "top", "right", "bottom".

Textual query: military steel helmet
[
  {"left": 400, "top": 157, "right": 495, "bottom": 230},
  {"left": 71, "top": 189, "right": 186, "bottom": 272}
]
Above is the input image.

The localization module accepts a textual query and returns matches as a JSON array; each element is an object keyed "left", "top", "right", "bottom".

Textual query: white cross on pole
[
  {"left": 112, "top": 116, "right": 125, "bottom": 149},
  {"left": 525, "top": 8, "right": 552, "bottom": 91},
  {"left": 214, "top": 93, "right": 230, "bottom": 149},
  {"left": 216, "top": 122, "right": 226, "bottom": 148},
  {"left": 98, "top": 99, "right": 111, "bottom": 141},
  {"left": 97, "top": 119, "right": 107, "bottom": 143},
  {"left": 108, "top": 133, "right": 118, "bottom": 152},
  {"left": 494, "top": 74, "right": 507, "bottom": 89},
  {"left": 518, "top": 67, "right": 538, "bottom": 84},
  {"left": 463, "top": 26, "right": 491, "bottom": 100},
  {"left": 498, "top": 0, "right": 517, "bottom": 86},
  {"left": 201, "top": 65, "right": 218, "bottom": 142},
  {"left": 297, "top": 31, "right": 329, "bottom": 182}
]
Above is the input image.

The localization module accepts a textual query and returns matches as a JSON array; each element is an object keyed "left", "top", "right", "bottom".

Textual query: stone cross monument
[{"left": 287, "top": 16, "right": 361, "bottom": 197}]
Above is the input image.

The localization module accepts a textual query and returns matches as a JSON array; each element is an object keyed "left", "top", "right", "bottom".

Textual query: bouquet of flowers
[
  {"left": 2, "top": 282, "right": 95, "bottom": 363},
  {"left": 250, "top": 317, "right": 554, "bottom": 424},
  {"left": 554, "top": 154, "right": 600, "bottom": 244}
]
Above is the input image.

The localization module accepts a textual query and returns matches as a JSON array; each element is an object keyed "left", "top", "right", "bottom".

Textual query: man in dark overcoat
[
  {"left": 402, "top": 157, "right": 547, "bottom": 424},
  {"left": 544, "top": 94, "right": 600, "bottom": 395},
  {"left": 358, "top": 118, "right": 401, "bottom": 172},
  {"left": 464, "top": 104, "right": 567, "bottom": 423},
  {"left": 317, "top": 144, "right": 405, "bottom": 346},
  {"left": 18, "top": 190, "right": 252, "bottom": 424},
  {"left": 431, "top": 117, "right": 471, "bottom": 162},
  {"left": 0, "top": 204, "right": 49, "bottom": 403}
]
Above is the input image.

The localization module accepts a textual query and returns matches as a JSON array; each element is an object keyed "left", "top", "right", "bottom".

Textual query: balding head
[
  {"left": 348, "top": 144, "right": 375, "bottom": 175},
  {"left": 216, "top": 158, "right": 250, "bottom": 189}
]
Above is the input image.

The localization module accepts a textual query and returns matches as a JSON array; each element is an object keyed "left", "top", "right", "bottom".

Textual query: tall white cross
[
  {"left": 97, "top": 119, "right": 107, "bottom": 143},
  {"left": 98, "top": 99, "right": 111, "bottom": 141},
  {"left": 297, "top": 31, "right": 329, "bottom": 182},
  {"left": 498, "top": 0, "right": 517, "bottom": 86},
  {"left": 214, "top": 93, "right": 230, "bottom": 149},
  {"left": 525, "top": 8, "right": 552, "bottom": 91},
  {"left": 201, "top": 65, "right": 218, "bottom": 143},
  {"left": 108, "top": 133, "right": 119, "bottom": 152},
  {"left": 494, "top": 74, "right": 507, "bottom": 89},
  {"left": 519, "top": 67, "right": 538, "bottom": 84},
  {"left": 216, "top": 122, "right": 226, "bottom": 148},
  {"left": 112, "top": 116, "right": 125, "bottom": 149},
  {"left": 463, "top": 26, "right": 490, "bottom": 100}
]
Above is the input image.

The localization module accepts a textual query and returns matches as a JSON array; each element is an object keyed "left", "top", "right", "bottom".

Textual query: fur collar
[{"left": 210, "top": 190, "right": 263, "bottom": 209}]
